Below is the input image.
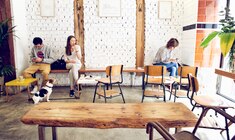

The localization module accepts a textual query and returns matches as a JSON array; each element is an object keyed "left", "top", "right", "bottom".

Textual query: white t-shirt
[
  {"left": 64, "top": 45, "right": 82, "bottom": 65},
  {"left": 153, "top": 46, "right": 173, "bottom": 64}
]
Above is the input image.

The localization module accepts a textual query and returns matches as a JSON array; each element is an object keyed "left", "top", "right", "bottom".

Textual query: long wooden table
[{"left": 21, "top": 102, "right": 197, "bottom": 140}]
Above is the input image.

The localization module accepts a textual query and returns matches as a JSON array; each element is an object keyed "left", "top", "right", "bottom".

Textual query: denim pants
[{"left": 153, "top": 62, "right": 178, "bottom": 77}]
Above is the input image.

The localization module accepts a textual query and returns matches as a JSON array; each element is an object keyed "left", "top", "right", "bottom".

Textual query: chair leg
[
  {"left": 118, "top": 84, "right": 125, "bottom": 103},
  {"left": 174, "top": 90, "right": 177, "bottom": 102},
  {"left": 191, "top": 104, "right": 196, "bottom": 111},
  {"left": 172, "top": 84, "right": 177, "bottom": 102},
  {"left": 223, "top": 109, "right": 230, "bottom": 140},
  {"left": 141, "top": 83, "right": 146, "bottom": 103},
  {"left": 169, "top": 86, "right": 173, "bottom": 101},
  {"left": 162, "top": 85, "right": 166, "bottom": 102},
  {"left": 141, "top": 93, "right": 145, "bottom": 103},
  {"left": 103, "top": 85, "right": 107, "bottom": 103},
  {"left": 92, "top": 83, "right": 99, "bottom": 103}
]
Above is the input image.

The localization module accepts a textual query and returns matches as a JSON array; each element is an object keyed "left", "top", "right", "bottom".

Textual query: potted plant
[
  {"left": 200, "top": 5, "right": 235, "bottom": 70},
  {"left": 0, "top": 18, "right": 16, "bottom": 84}
]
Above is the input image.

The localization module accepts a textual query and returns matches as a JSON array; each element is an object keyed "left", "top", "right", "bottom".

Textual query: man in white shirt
[{"left": 153, "top": 38, "right": 179, "bottom": 78}]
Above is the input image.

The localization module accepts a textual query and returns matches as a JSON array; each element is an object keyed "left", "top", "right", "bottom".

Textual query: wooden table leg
[
  {"left": 38, "top": 125, "right": 45, "bottom": 140},
  {"left": 5, "top": 86, "right": 9, "bottom": 102},
  {"left": 52, "top": 127, "right": 57, "bottom": 140},
  {"left": 175, "top": 127, "right": 182, "bottom": 133}
]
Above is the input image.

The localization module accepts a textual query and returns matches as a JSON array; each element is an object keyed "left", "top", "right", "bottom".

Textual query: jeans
[{"left": 153, "top": 62, "right": 178, "bottom": 77}]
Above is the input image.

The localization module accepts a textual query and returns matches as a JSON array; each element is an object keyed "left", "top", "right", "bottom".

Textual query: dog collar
[{"left": 46, "top": 85, "right": 53, "bottom": 88}]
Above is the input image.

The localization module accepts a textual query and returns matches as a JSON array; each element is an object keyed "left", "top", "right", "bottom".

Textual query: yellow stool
[{"left": 5, "top": 78, "right": 38, "bottom": 102}]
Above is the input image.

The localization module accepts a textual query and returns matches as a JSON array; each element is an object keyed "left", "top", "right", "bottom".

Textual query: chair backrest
[
  {"left": 190, "top": 75, "right": 200, "bottom": 93},
  {"left": 144, "top": 65, "right": 167, "bottom": 77},
  {"left": 178, "top": 66, "right": 198, "bottom": 87},
  {"left": 105, "top": 65, "right": 123, "bottom": 83},
  {"left": 146, "top": 107, "right": 235, "bottom": 140},
  {"left": 179, "top": 66, "right": 198, "bottom": 78}
]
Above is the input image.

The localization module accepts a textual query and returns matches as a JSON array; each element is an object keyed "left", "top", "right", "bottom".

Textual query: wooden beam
[
  {"left": 136, "top": 0, "right": 145, "bottom": 68},
  {"left": 74, "top": 0, "right": 85, "bottom": 68}
]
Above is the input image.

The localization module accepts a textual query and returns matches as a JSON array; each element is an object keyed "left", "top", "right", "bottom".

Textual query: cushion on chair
[
  {"left": 144, "top": 90, "right": 164, "bottom": 97},
  {"left": 193, "top": 95, "right": 232, "bottom": 109},
  {"left": 156, "top": 131, "right": 199, "bottom": 140},
  {"left": 97, "top": 89, "right": 120, "bottom": 97},
  {"left": 172, "top": 131, "right": 200, "bottom": 140},
  {"left": 97, "top": 78, "right": 120, "bottom": 84}
]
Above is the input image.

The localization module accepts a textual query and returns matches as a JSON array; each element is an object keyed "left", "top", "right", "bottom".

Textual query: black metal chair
[
  {"left": 188, "top": 74, "right": 234, "bottom": 140},
  {"left": 146, "top": 107, "right": 235, "bottom": 140},
  {"left": 93, "top": 65, "right": 125, "bottom": 103},
  {"left": 169, "top": 66, "right": 198, "bottom": 102},
  {"left": 142, "top": 65, "right": 169, "bottom": 102}
]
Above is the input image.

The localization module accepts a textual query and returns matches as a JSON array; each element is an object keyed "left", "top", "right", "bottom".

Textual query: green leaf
[
  {"left": 219, "top": 33, "right": 235, "bottom": 56},
  {"left": 200, "top": 31, "right": 219, "bottom": 48}
]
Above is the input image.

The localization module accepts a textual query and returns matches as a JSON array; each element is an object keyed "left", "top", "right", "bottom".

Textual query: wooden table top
[
  {"left": 215, "top": 68, "right": 235, "bottom": 80},
  {"left": 21, "top": 102, "right": 197, "bottom": 129},
  {"left": 5, "top": 78, "right": 37, "bottom": 86}
]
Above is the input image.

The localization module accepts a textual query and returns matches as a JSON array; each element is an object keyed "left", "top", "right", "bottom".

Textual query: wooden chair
[
  {"left": 146, "top": 107, "right": 235, "bottom": 140},
  {"left": 188, "top": 74, "right": 234, "bottom": 140},
  {"left": 169, "top": 66, "right": 198, "bottom": 102},
  {"left": 93, "top": 65, "right": 125, "bottom": 103},
  {"left": 142, "top": 65, "right": 170, "bottom": 102}
]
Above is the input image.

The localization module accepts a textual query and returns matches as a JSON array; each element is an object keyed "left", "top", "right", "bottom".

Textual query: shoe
[
  {"left": 70, "top": 90, "right": 75, "bottom": 97},
  {"left": 30, "top": 86, "right": 38, "bottom": 94}
]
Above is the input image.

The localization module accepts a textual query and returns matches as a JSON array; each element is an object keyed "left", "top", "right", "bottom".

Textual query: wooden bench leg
[
  {"left": 38, "top": 125, "right": 45, "bottom": 140},
  {"left": 52, "top": 127, "right": 57, "bottom": 140},
  {"left": 130, "top": 72, "right": 134, "bottom": 86},
  {"left": 5, "top": 86, "right": 9, "bottom": 102}
]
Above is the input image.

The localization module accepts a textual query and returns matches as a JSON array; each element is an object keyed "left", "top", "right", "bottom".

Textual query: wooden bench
[
  {"left": 21, "top": 102, "right": 197, "bottom": 140},
  {"left": 45, "top": 67, "right": 145, "bottom": 86}
]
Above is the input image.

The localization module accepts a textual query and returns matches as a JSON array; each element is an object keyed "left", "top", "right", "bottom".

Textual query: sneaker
[
  {"left": 70, "top": 90, "right": 75, "bottom": 97},
  {"left": 30, "top": 86, "right": 38, "bottom": 94}
]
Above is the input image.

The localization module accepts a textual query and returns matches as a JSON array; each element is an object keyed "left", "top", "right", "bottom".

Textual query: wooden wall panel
[
  {"left": 136, "top": 0, "right": 145, "bottom": 68},
  {"left": 74, "top": 0, "right": 85, "bottom": 68}
]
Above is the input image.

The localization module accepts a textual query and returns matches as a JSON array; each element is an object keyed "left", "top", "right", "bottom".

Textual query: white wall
[
  {"left": 84, "top": 0, "right": 136, "bottom": 68},
  {"left": 11, "top": 0, "right": 188, "bottom": 85},
  {"left": 145, "top": 0, "right": 184, "bottom": 65},
  {"left": 181, "top": 0, "right": 198, "bottom": 65},
  {"left": 11, "top": 0, "right": 29, "bottom": 77}
]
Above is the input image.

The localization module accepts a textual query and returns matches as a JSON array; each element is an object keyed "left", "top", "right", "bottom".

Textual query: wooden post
[
  {"left": 136, "top": 0, "right": 145, "bottom": 68},
  {"left": 74, "top": 0, "right": 85, "bottom": 68}
]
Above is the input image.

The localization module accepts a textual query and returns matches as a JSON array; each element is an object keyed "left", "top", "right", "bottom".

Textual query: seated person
[
  {"left": 23, "top": 37, "right": 54, "bottom": 93},
  {"left": 152, "top": 38, "right": 179, "bottom": 78},
  {"left": 64, "top": 35, "right": 82, "bottom": 97}
]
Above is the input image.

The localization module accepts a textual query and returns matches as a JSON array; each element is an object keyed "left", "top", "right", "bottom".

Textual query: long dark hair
[
  {"left": 65, "top": 35, "right": 76, "bottom": 55},
  {"left": 166, "top": 38, "right": 179, "bottom": 49}
]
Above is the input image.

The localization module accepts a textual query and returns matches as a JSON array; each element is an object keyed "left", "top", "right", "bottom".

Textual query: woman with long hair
[{"left": 64, "top": 35, "right": 82, "bottom": 97}]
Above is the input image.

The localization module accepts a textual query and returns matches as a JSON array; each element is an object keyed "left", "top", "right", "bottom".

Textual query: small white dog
[{"left": 32, "top": 79, "right": 55, "bottom": 104}]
